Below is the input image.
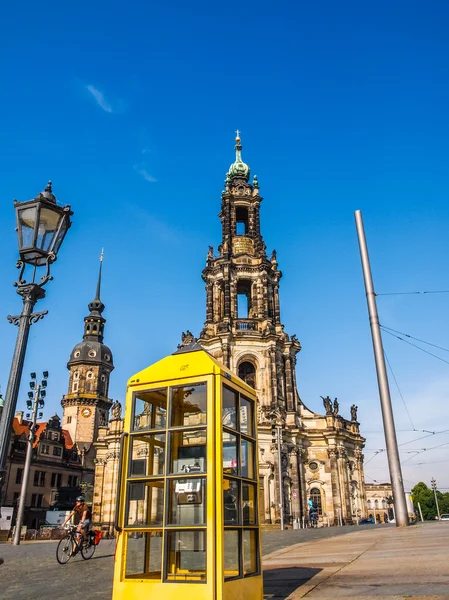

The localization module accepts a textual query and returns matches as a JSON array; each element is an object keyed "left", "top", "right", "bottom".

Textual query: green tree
[{"left": 411, "top": 482, "right": 437, "bottom": 520}]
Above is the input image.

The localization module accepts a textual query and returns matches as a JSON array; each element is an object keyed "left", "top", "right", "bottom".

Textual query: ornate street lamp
[{"left": 0, "top": 182, "right": 73, "bottom": 508}]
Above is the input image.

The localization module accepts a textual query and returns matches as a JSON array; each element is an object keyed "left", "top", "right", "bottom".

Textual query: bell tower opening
[
  {"left": 238, "top": 361, "right": 256, "bottom": 389},
  {"left": 236, "top": 206, "right": 249, "bottom": 235},
  {"left": 237, "top": 279, "right": 252, "bottom": 318}
]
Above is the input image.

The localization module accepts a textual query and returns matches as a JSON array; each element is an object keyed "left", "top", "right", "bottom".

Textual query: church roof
[{"left": 12, "top": 416, "right": 74, "bottom": 449}]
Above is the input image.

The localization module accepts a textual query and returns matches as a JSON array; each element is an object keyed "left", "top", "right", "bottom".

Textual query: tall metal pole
[
  {"left": 12, "top": 384, "right": 40, "bottom": 546},
  {"left": 276, "top": 425, "right": 284, "bottom": 530},
  {"left": 431, "top": 478, "right": 441, "bottom": 520},
  {"left": 0, "top": 284, "right": 46, "bottom": 505},
  {"left": 354, "top": 210, "right": 409, "bottom": 527}
]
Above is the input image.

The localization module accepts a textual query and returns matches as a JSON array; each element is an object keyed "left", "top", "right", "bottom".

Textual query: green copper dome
[{"left": 227, "top": 132, "right": 250, "bottom": 182}]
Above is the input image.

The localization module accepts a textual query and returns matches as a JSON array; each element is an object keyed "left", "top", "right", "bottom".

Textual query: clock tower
[{"left": 61, "top": 255, "right": 114, "bottom": 468}]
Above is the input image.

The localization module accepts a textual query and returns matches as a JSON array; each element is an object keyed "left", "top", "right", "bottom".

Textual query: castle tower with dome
[{"left": 61, "top": 255, "right": 114, "bottom": 469}]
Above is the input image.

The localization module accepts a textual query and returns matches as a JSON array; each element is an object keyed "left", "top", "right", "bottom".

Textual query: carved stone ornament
[
  {"left": 328, "top": 446, "right": 338, "bottom": 459},
  {"left": 320, "top": 395, "right": 333, "bottom": 415},
  {"left": 111, "top": 400, "right": 122, "bottom": 420}
]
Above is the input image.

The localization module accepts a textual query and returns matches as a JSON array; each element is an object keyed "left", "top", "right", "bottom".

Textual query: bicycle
[{"left": 56, "top": 525, "right": 96, "bottom": 564}]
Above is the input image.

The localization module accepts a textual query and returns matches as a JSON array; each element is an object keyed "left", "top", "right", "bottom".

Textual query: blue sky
[{"left": 1, "top": 1, "right": 449, "bottom": 492}]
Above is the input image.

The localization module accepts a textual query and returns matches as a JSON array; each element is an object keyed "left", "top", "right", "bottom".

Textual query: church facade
[{"left": 87, "top": 135, "right": 367, "bottom": 532}]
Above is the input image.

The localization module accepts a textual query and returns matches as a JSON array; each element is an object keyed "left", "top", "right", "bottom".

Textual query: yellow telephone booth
[{"left": 112, "top": 345, "right": 263, "bottom": 600}]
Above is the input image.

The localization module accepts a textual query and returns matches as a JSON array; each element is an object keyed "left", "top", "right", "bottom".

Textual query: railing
[{"left": 235, "top": 320, "right": 258, "bottom": 331}]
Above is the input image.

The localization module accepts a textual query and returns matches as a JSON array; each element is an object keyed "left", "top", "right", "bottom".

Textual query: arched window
[
  {"left": 238, "top": 361, "right": 256, "bottom": 389},
  {"left": 309, "top": 487, "right": 322, "bottom": 515},
  {"left": 367, "top": 499, "right": 372, "bottom": 509},
  {"left": 236, "top": 206, "right": 249, "bottom": 235},
  {"left": 72, "top": 371, "right": 79, "bottom": 393}
]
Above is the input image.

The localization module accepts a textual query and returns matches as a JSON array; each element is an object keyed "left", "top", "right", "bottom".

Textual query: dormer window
[
  {"left": 88, "top": 350, "right": 97, "bottom": 358},
  {"left": 74, "top": 351, "right": 81, "bottom": 358}
]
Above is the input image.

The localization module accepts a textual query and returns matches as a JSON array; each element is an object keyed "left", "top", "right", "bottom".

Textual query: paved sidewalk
[{"left": 263, "top": 522, "right": 449, "bottom": 599}]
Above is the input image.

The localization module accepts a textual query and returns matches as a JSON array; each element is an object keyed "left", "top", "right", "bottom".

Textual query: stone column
[
  {"left": 284, "top": 355, "right": 294, "bottom": 411},
  {"left": 92, "top": 458, "right": 106, "bottom": 526},
  {"left": 269, "top": 347, "right": 277, "bottom": 406},
  {"left": 355, "top": 447, "right": 367, "bottom": 518},
  {"left": 291, "top": 356, "right": 298, "bottom": 412},
  {"left": 248, "top": 205, "right": 255, "bottom": 237},
  {"left": 289, "top": 447, "right": 301, "bottom": 520},
  {"left": 223, "top": 268, "right": 231, "bottom": 318},
  {"left": 337, "top": 447, "right": 352, "bottom": 524},
  {"left": 206, "top": 283, "right": 213, "bottom": 322},
  {"left": 273, "top": 284, "right": 281, "bottom": 323},
  {"left": 262, "top": 274, "right": 269, "bottom": 318},
  {"left": 298, "top": 448, "right": 308, "bottom": 519},
  {"left": 328, "top": 446, "right": 342, "bottom": 525}
]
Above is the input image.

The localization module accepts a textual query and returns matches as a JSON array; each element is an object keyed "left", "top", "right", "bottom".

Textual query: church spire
[
  {"left": 84, "top": 251, "right": 106, "bottom": 341},
  {"left": 87, "top": 250, "right": 105, "bottom": 318},
  {"left": 227, "top": 130, "right": 251, "bottom": 181}
]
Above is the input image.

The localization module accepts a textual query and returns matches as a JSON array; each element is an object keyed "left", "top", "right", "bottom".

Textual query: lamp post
[
  {"left": 12, "top": 372, "right": 47, "bottom": 545},
  {"left": 431, "top": 478, "right": 441, "bottom": 521},
  {"left": 0, "top": 182, "right": 72, "bottom": 514}
]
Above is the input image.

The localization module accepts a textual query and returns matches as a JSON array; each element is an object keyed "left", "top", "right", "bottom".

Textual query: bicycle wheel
[
  {"left": 56, "top": 536, "right": 73, "bottom": 564},
  {"left": 81, "top": 539, "right": 96, "bottom": 560}
]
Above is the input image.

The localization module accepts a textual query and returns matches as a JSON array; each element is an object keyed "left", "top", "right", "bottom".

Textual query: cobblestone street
[{"left": 0, "top": 524, "right": 421, "bottom": 600}]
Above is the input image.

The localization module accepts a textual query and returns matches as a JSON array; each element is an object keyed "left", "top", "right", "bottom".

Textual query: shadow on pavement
[
  {"left": 263, "top": 566, "right": 321, "bottom": 599},
  {"left": 89, "top": 553, "right": 115, "bottom": 561}
]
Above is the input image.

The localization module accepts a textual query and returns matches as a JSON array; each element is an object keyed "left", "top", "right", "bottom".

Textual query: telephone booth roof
[{"left": 127, "top": 348, "right": 255, "bottom": 395}]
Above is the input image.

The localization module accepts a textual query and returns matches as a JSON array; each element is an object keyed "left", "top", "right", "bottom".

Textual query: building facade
[
  {"left": 90, "top": 135, "right": 367, "bottom": 530},
  {"left": 198, "top": 134, "right": 367, "bottom": 525},
  {"left": 2, "top": 413, "right": 85, "bottom": 530}
]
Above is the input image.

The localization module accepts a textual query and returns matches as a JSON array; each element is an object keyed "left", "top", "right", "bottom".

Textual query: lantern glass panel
[
  {"left": 17, "top": 205, "right": 38, "bottom": 251},
  {"left": 52, "top": 213, "right": 69, "bottom": 256},
  {"left": 37, "top": 207, "right": 62, "bottom": 253}
]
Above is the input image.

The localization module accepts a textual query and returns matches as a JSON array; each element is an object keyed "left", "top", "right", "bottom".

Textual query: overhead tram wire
[
  {"left": 380, "top": 328, "right": 449, "bottom": 366},
  {"left": 381, "top": 326, "right": 449, "bottom": 354},
  {"left": 383, "top": 349, "right": 415, "bottom": 430},
  {"left": 375, "top": 290, "right": 449, "bottom": 296}
]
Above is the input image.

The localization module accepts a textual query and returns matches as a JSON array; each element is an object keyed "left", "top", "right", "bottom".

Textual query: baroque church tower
[
  {"left": 61, "top": 256, "right": 114, "bottom": 469},
  {"left": 199, "top": 133, "right": 302, "bottom": 523},
  {"left": 199, "top": 134, "right": 367, "bottom": 526}
]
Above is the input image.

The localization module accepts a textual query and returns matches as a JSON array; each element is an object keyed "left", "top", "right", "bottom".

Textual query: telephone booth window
[
  {"left": 165, "top": 530, "right": 206, "bottom": 581},
  {"left": 169, "top": 429, "right": 207, "bottom": 474},
  {"left": 126, "top": 480, "right": 164, "bottom": 527},
  {"left": 171, "top": 384, "right": 207, "bottom": 427},
  {"left": 222, "top": 387, "right": 238, "bottom": 429},
  {"left": 240, "top": 396, "right": 254, "bottom": 436},
  {"left": 223, "top": 478, "right": 239, "bottom": 525},
  {"left": 129, "top": 433, "right": 166, "bottom": 477},
  {"left": 126, "top": 383, "right": 208, "bottom": 583},
  {"left": 133, "top": 388, "right": 167, "bottom": 431},
  {"left": 125, "top": 531, "right": 162, "bottom": 579},
  {"left": 222, "top": 384, "right": 259, "bottom": 581},
  {"left": 167, "top": 478, "right": 206, "bottom": 526},
  {"left": 223, "top": 530, "right": 239, "bottom": 578}
]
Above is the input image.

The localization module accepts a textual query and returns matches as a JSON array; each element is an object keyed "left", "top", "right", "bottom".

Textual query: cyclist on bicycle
[{"left": 61, "top": 496, "right": 92, "bottom": 542}]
